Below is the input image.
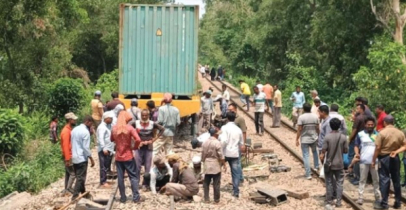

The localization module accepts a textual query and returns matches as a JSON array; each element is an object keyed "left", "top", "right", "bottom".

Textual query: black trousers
[
  {"left": 98, "top": 151, "right": 112, "bottom": 185},
  {"left": 116, "top": 160, "right": 140, "bottom": 202},
  {"left": 72, "top": 161, "right": 88, "bottom": 199},
  {"left": 378, "top": 155, "right": 402, "bottom": 208},
  {"left": 254, "top": 112, "right": 264, "bottom": 134},
  {"left": 203, "top": 173, "right": 221, "bottom": 202}
]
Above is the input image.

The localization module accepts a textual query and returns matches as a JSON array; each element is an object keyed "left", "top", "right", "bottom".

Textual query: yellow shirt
[
  {"left": 273, "top": 90, "right": 282, "bottom": 107},
  {"left": 240, "top": 82, "right": 251, "bottom": 95},
  {"left": 91, "top": 99, "right": 103, "bottom": 120}
]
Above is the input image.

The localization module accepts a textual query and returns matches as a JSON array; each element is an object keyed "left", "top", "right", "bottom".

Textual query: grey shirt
[
  {"left": 318, "top": 116, "right": 332, "bottom": 150},
  {"left": 297, "top": 113, "right": 319, "bottom": 144},
  {"left": 158, "top": 104, "right": 180, "bottom": 136},
  {"left": 322, "top": 132, "right": 348, "bottom": 170}
]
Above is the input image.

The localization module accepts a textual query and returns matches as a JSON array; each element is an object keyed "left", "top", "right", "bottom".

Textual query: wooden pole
[{"left": 58, "top": 191, "right": 89, "bottom": 210}]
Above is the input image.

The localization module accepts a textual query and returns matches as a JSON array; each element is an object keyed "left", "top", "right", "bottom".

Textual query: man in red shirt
[
  {"left": 375, "top": 105, "right": 387, "bottom": 132},
  {"left": 111, "top": 111, "right": 142, "bottom": 203},
  {"left": 60, "top": 112, "right": 78, "bottom": 194}
]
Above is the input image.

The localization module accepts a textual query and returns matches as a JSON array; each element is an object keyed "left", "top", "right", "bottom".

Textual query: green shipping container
[{"left": 119, "top": 4, "right": 199, "bottom": 97}]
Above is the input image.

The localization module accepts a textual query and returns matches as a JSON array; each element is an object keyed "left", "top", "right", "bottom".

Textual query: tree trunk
[
  {"left": 393, "top": 0, "right": 404, "bottom": 45},
  {"left": 18, "top": 102, "right": 24, "bottom": 114}
]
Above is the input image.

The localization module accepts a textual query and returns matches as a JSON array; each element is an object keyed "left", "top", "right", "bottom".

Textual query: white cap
[
  {"left": 103, "top": 111, "right": 114, "bottom": 119},
  {"left": 192, "top": 156, "right": 201, "bottom": 164}
]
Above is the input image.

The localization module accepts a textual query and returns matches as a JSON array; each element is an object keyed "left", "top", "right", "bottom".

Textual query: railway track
[{"left": 205, "top": 76, "right": 406, "bottom": 210}]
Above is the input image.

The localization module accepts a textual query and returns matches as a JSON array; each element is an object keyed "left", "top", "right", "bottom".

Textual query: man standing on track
[
  {"left": 60, "top": 112, "right": 78, "bottom": 194},
  {"left": 272, "top": 85, "right": 282, "bottom": 128},
  {"left": 200, "top": 90, "right": 214, "bottom": 131},
  {"left": 134, "top": 109, "right": 165, "bottom": 190},
  {"left": 253, "top": 86, "right": 267, "bottom": 136},
  {"left": 354, "top": 116, "right": 381, "bottom": 206},
  {"left": 320, "top": 118, "right": 348, "bottom": 209},
  {"left": 111, "top": 111, "right": 143, "bottom": 203},
  {"left": 349, "top": 104, "right": 367, "bottom": 185},
  {"left": 296, "top": 103, "right": 320, "bottom": 180},
  {"left": 202, "top": 127, "right": 226, "bottom": 203},
  {"left": 373, "top": 115, "right": 405, "bottom": 209},
  {"left": 263, "top": 82, "right": 274, "bottom": 113},
  {"left": 71, "top": 116, "right": 95, "bottom": 200},
  {"left": 153, "top": 93, "right": 180, "bottom": 156},
  {"left": 97, "top": 112, "right": 115, "bottom": 188},
  {"left": 318, "top": 105, "right": 332, "bottom": 153},
  {"left": 227, "top": 103, "right": 247, "bottom": 184},
  {"left": 239, "top": 80, "right": 251, "bottom": 111},
  {"left": 290, "top": 86, "right": 305, "bottom": 127},
  {"left": 219, "top": 112, "right": 243, "bottom": 198}
]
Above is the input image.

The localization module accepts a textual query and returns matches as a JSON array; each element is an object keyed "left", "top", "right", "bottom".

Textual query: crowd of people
[
  {"left": 49, "top": 69, "right": 406, "bottom": 209},
  {"left": 195, "top": 67, "right": 406, "bottom": 209}
]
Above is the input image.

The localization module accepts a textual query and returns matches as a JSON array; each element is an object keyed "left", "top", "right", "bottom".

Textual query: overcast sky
[{"left": 175, "top": 0, "right": 206, "bottom": 18}]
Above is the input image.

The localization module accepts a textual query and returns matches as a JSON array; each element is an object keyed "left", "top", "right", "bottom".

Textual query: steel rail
[{"left": 205, "top": 77, "right": 364, "bottom": 210}]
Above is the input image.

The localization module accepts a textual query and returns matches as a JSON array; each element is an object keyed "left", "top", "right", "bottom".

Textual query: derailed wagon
[{"left": 118, "top": 3, "right": 200, "bottom": 135}]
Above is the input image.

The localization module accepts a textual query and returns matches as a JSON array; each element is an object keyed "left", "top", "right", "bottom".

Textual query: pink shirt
[{"left": 111, "top": 125, "right": 141, "bottom": 161}]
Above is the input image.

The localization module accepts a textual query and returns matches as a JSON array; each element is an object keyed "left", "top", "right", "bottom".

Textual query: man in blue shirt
[
  {"left": 290, "top": 86, "right": 306, "bottom": 127},
  {"left": 71, "top": 115, "right": 95, "bottom": 200}
]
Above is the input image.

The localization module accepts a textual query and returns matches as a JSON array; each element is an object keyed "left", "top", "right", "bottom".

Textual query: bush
[
  {"left": 0, "top": 141, "right": 63, "bottom": 197},
  {"left": 0, "top": 109, "right": 25, "bottom": 156},
  {"left": 48, "top": 78, "right": 86, "bottom": 118},
  {"left": 95, "top": 69, "right": 118, "bottom": 93}
]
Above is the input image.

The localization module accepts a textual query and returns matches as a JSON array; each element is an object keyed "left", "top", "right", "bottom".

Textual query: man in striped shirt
[{"left": 253, "top": 86, "right": 267, "bottom": 136}]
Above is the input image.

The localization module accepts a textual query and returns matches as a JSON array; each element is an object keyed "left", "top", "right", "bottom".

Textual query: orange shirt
[
  {"left": 263, "top": 84, "right": 273, "bottom": 99},
  {"left": 60, "top": 124, "right": 73, "bottom": 161}
]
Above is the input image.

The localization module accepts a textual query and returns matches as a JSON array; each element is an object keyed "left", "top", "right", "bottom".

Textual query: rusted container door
[{"left": 119, "top": 4, "right": 199, "bottom": 96}]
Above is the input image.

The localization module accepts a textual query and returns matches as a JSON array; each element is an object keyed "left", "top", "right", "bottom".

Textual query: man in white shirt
[
  {"left": 329, "top": 104, "right": 348, "bottom": 136},
  {"left": 253, "top": 86, "right": 267, "bottom": 136},
  {"left": 219, "top": 112, "right": 243, "bottom": 198},
  {"left": 256, "top": 80, "right": 264, "bottom": 92},
  {"left": 222, "top": 84, "right": 230, "bottom": 102},
  {"left": 200, "top": 65, "right": 206, "bottom": 77}
]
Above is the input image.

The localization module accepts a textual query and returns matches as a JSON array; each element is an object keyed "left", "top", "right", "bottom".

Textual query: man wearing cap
[
  {"left": 91, "top": 90, "right": 104, "bottom": 129},
  {"left": 127, "top": 98, "right": 141, "bottom": 127},
  {"left": 60, "top": 112, "right": 78, "bottom": 194},
  {"left": 97, "top": 112, "right": 115, "bottom": 188},
  {"left": 200, "top": 90, "right": 214, "bottom": 131},
  {"left": 153, "top": 93, "right": 180, "bottom": 156},
  {"left": 202, "top": 127, "right": 225, "bottom": 203},
  {"left": 372, "top": 115, "right": 405, "bottom": 209},
  {"left": 189, "top": 156, "right": 205, "bottom": 184},
  {"left": 71, "top": 115, "right": 95, "bottom": 200}
]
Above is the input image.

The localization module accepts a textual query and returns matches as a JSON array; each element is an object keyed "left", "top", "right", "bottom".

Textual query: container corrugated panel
[{"left": 119, "top": 4, "right": 199, "bottom": 96}]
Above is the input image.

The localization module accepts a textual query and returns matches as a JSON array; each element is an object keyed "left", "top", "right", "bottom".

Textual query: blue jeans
[
  {"left": 403, "top": 157, "right": 406, "bottom": 184},
  {"left": 225, "top": 157, "right": 241, "bottom": 196},
  {"left": 301, "top": 142, "right": 319, "bottom": 177},
  {"left": 238, "top": 150, "right": 244, "bottom": 181},
  {"left": 240, "top": 94, "right": 250, "bottom": 110},
  {"left": 98, "top": 151, "right": 112, "bottom": 185},
  {"left": 348, "top": 140, "right": 355, "bottom": 163},
  {"left": 116, "top": 160, "right": 140, "bottom": 202},
  {"left": 378, "top": 155, "right": 402, "bottom": 208}
]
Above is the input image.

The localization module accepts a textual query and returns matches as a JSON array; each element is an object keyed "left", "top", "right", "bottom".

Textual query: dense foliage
[
  {"left": 0, "top": 109, "right": 25, "bottom": 156},
  {"left": 199, "top": 0, "right": 406, "bottom": 120},
  {"left": 48, "top": 78, "right": 86, "bottom": 119}
]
